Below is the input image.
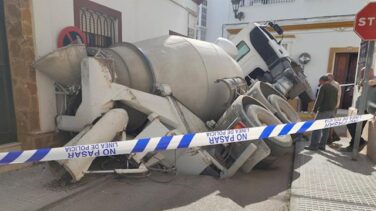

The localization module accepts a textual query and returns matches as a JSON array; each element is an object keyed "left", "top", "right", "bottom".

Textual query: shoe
[
  {"left": 319, "top": 146, "right": 326, "bottom": 151},
  {"left": 343, "top": 141, "right": 367, "bottom": 152},
  {"left": 327, "top": 138, "right": 340, "bottom": 144},
  {"left": 341, "top": 145, "right": 358, "bottom": 152},
  {"left": 327, "top": 140, "right": 333, "bottom": 145},
  {"left": 304, "top": 146, "right": 318, "bottom": 151},
  {"left": 332, "top": 137, "right": 341, "bottom": 142},
  {"left": 358, "top": 141, "right": 367, "bottom": 152}
]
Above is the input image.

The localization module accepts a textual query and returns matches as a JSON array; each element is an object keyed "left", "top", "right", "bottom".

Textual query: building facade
[
  {"left": 206, "top": 0, "right": 369, "bottom": 110},
  {"left": 0, "top": 0, "right": 201, "bottom": 151}
]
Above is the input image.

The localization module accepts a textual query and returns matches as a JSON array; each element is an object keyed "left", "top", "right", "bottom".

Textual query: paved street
[
  {"left": 290, "top": 138, "right": 376, "bottom": 211},
  {"left": 2, "top": 138, "right": 376, "bottom": 211},
  {"left": 0, "top": 152, "right": 292, "bottom": 211}
]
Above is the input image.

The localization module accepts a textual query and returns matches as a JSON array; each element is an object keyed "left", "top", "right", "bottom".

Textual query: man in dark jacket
[
  {"left": 305, "top": 75, "right": 338, "bottom": 151},
  {"left": 344, "top": 69, "right": 375, "bottom": 152}
]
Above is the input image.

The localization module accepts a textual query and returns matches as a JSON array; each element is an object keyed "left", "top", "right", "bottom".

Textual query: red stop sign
[{"left": 354, "top": 2, "right": 376, "bottom": 41}]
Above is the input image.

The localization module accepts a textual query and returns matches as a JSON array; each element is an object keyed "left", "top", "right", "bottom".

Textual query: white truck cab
[{"left": 231, "top": 22, "right": 314, "bottom": 103}]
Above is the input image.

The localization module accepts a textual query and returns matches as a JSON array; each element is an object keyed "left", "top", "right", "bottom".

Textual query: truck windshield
[
  {"left": 259, "top": 26, "right": 277, "bottom": 42},
  {"left": 236, "top": 41, "right": 250, "bottom": 61}
]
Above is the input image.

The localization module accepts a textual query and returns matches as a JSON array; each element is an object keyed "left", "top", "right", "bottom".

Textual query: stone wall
[{"left": 3, "top": 0, "right": 61, "bottom": 149}]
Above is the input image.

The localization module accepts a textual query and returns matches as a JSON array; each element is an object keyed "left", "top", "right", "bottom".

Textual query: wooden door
[
  {"left": 332, "top": 52, "right": 358, "bottom": 109},
  {"left": 0, "top": 0, "right": 17, "bottom": 144}
]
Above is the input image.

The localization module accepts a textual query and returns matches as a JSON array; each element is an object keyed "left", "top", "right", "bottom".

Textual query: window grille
[
  {"left": 79, "top": 8, "right": 118, "bottom": 48},
  {"left": 196, "top": 0, "right": 207, "bottom": 40},
  {"left": 201, "top": 7, "right": 207, "bottom": 27},
  {"left": 74, "top": 0, "right": 122, "bottom": 48}
]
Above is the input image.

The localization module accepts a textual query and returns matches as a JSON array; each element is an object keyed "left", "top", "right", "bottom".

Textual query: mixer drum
[{"left": 107, "top": 36, "right": 244, "bottom": 121}]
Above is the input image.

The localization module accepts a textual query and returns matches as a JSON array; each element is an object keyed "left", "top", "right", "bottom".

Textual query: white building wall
[
  {"left": 32, "top": 0, "right": 75, "bottom": 133},
  {"left": 206, "top": 0, "right": 230, "bottom": 42},
  {"left": 285, "top": 28, "right": 361, "bottom": 91},
  {"left": 207, "top": 0, "right": 368, "bottom": 42},
  {"left": 95, "top": 0, "right": 197, "bottom": 42},
  {"left": 230, "top": 0, "right": 368, "bottom": 23},
  {"left": 31, "top": 0, "right": 198, "bottom": 132},
  {"left": 206, "top": 0, "right": 369, "bottom": 94}
]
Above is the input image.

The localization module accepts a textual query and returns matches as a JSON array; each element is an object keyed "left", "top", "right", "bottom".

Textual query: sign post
[{"left": 352, "top": 2, "right": 376, "bottom": 160}]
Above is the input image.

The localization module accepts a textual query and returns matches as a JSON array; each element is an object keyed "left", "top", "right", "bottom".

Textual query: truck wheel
[
  {"left": 254, "top": 156, "right": 277, "bottom": 169},
  {"left": 246, "top": 81, "right": 286, "bottom": 114},
  {"left": 245, "top": 104, "right": 292, "bottom": 151},
  {"left": 268, "top": 94, "right": 301, "bottom": 123}
]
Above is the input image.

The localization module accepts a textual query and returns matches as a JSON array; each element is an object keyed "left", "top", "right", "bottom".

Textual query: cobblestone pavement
[{"left": 290, "top": 139, "right": 376, "bottom": 211}]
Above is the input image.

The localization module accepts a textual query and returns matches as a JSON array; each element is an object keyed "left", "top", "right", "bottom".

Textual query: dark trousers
[
  {"left": 309, "top": 110, "right": 335, "bottom": 149},
  {"left": 346, "top": 120, "right": 367, "bottom": 147},
  {"left": 328, "top": 109, "right": 340, "bottom": 142}
]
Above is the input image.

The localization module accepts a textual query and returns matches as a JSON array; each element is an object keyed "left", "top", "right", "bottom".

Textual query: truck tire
[
  {"left": 245, "top": 105, "right": 292, "bottom": 168},
  {"left": 254, "top": 156, "right": 277, "bottom": 169},
  {"left": 267, "top": 94, "right": 301, "bottom": 123},
  {"left": 246, "top": 105, "right": 292, "bottom": 146},
  {"left": 246, "top": 81, "right": 286, "bottom": 114}
]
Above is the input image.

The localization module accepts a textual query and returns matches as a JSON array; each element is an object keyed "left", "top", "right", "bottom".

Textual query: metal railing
[{"left": 240, "top": 0, "right": 295, "bottom": 7}]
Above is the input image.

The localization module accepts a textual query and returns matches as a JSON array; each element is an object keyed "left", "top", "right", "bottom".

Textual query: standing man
[
  {"left": 305, "top": 75, "right": 338, "bottom": 151},
  {"left": 344, "top": 68, "right": 375, "bottom": 152},
  {"left": 327, "top": 73, "right": 341, "bottom": 143}
]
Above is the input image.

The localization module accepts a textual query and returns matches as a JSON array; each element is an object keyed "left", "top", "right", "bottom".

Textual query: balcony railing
[{"left": 240, "top": 0, "right": 295, "bottom": 7}]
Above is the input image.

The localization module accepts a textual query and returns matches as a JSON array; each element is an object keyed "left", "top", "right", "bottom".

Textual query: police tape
[{"left": 0, "top": 114, "right": 373, "bottom": 165}]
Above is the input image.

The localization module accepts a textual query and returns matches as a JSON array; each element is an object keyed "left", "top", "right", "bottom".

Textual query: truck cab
[{"left": 231, "top": 23, "right": 314, "bottom": 103}]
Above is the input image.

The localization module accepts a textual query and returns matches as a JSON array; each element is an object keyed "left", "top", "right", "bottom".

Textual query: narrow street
[{"left": 0, "top": 153, "right": 292, "bottom": 211}]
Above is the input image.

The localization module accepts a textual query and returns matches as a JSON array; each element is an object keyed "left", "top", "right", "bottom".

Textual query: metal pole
[{"left": 352, "top": 41, "right": 374, "bottom": 160}]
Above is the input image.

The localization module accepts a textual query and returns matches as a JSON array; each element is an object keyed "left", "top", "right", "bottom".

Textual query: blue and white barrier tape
[{"left": 0, "top": 114, "right": 373, "bottom": 165}]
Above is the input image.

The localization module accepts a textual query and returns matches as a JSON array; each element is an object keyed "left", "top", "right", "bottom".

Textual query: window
[
  {"left": 196, "top": 0, "right": 207, "bottom": 40},
  {"left": 201, "top": 7, "right": 207, "bottom": 27},
  {"left": 236, "top": 41, "right": 250, "bottom": 61},
  {"left": 188, "top": 27, "right": 196, "bottom": 38},
  {"left": 74, "top": 0, "right": 122, "bottom": 48},
  {"left": 198, "top": 30, "right": 206, "bottom": 41}
]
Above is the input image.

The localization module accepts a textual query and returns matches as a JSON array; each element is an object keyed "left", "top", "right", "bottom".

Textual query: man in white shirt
[{"left": 327, "top": 74, "right": 342, "bottom": 109}]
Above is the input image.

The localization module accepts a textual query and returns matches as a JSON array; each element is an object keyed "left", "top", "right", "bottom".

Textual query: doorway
[
  {"left": 332, "top": 52, "right": 358, "bottom": 109},
  {"left": 0, "top": 0, "right": 17, "bottom": 144}
]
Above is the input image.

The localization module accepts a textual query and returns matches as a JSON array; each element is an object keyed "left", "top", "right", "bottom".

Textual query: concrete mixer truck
[{"left": 33, "top": 22, "right": 313, "bottom": 182}]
